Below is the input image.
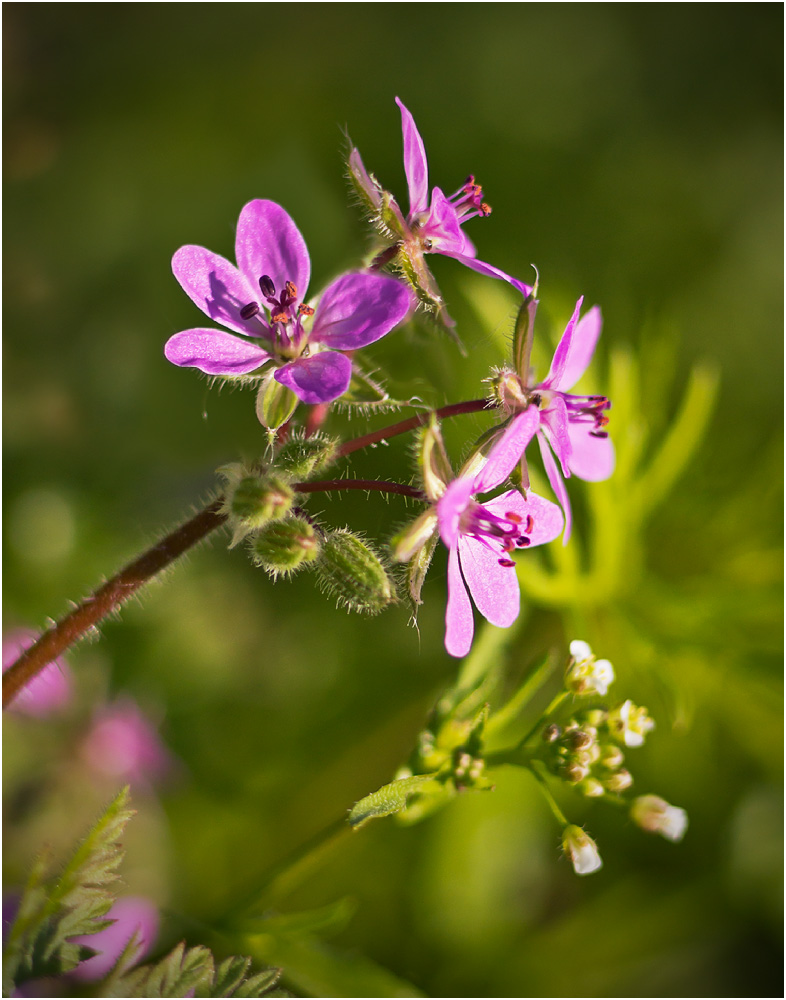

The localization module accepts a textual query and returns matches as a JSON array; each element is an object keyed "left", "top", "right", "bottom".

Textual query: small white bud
[
  {"left": 562, "top": 825, "right": 603, "bottom": 875},
  {"left": 630, "top": 795, "right": 688, "bottom": 843}
]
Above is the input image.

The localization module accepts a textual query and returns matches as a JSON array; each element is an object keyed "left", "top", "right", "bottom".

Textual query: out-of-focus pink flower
[
  {"left": 80, "top": 697, "right": 173, "bottom": 786},
  {"left": 2, "top": 630, "right": 71, "bottom": 717},
  {"left": 71, "top": 896, "right": 159, "bottom": 982}
]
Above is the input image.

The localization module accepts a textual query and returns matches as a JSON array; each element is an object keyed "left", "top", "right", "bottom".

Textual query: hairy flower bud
[
  {"left": 227, "top": 474, "right": 294, "bottom": 529},
  {"left": 249, "top": 515, "right": 321, "bottom": 578},
  {"left": 316, "top": 530, "right": 396, "bottom": 615},
  {"left": 562, "top": 825, "right": 603, "bottom": 876},
  {"left": 274, "top": 431, "right": 338, "bottom": 480}
]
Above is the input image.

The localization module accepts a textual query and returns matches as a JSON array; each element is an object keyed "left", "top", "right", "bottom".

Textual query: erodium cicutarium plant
[{"left": 4, "top": 97, "right": 695, "bottom": 997}]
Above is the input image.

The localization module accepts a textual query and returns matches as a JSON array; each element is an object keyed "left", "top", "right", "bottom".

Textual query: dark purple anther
[
  {"left": 259, "top": 275, "right": 276, "bottom": 297},
  {"left": 239, "top": 302, "right": 260, "bottom": 320}
]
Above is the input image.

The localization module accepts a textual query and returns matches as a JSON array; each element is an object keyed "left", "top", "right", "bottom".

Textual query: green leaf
[
  {"left": 348, "top": 774, "right": 439, "bottom": 828},
  {"left": 107, "top": 941, "right": 287, "bottom": 998},
  {"left": 3, "top": 786, "right": 135, "bottom": 992}
]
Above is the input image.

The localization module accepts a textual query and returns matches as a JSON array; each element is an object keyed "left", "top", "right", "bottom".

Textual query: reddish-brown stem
[
  {"left": 3, "top": 399, "right": 493, "bottom": 707},
  {"left": 336, "top": 398, "right": 491, "bottom": 458},
  {"left": 3, "top": 500, "right": 227, "bottom": 708}
]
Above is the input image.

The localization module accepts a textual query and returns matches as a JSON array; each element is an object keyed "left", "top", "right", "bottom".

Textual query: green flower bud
[
  {"left": 598, "top": 744, "right": 625, "bottom": 769},
  {"left": 249, "top": 515, "right": 321, "bottom": 578},
  {"left": 227, "top": 473, "right": 294, "bottom": 528},
  {"left": 603, "top": 769, "right": 633, "bottom": 794},
  {"left": 316, "top": 529, "right": 396, "bottom": 615},
  {"left": 274, "top": 431, "right": 338, "bottom": 480},
  {"left": 417, "top": 416, "right": 453, "bottom": 502},
  {"left": 256, "top": 372, "right": 298, "bottom": 431},
  {"left": 578, "top": 777, "right": 606, "bottom": 798},
  {"left": 392, "top": 509, "right": 439, "bottom": 563}
]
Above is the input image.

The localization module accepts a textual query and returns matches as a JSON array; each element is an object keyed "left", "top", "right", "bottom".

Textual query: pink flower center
[
  {"left": 447, "top": 175, "right": 492, "bottom": 222},
  {"left": 461, "top": 503, "right": 534, "bottom": 567},
  {"left": 240, "top": 275, "right": 313, "bottom": 358}
]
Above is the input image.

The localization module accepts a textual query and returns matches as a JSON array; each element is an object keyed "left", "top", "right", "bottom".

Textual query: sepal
[{"left": 256, "top": 371, "right": 299, "bottom": 432}]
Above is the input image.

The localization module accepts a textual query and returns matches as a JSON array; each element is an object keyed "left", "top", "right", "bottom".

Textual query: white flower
[
  {"left": 630, "top": 795, "right": 688, "bottom": 843},
  {"left": 566, "top": 640, "right": 615, "bottom": 696},
  {"left": 607, "top": 699, "right": 655, "bottom": 747},
  {"left": 562, "top": 824, "right": 603, "bottom": 875}
]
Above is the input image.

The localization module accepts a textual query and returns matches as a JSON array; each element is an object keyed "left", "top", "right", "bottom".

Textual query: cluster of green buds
[{"left": 218, "top": 432, "right": 397, "bottom": 614}]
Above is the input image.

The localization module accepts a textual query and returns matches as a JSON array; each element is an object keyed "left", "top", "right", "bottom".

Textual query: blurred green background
[{"left": 4, "top": 4, "right": 782, "bottom": 997}]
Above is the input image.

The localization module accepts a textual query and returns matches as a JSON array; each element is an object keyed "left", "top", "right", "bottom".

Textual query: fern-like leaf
[
  {"left": 108, "top": 942, "right": 287, "bottom": 998},
  {"left": 2, "top": 786, "right": 135, "bottom": 993}
]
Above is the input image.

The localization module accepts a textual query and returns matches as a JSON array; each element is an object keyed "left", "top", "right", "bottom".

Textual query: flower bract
[{"left": 165, "top": 199, "right": 412, "bottom": 405}]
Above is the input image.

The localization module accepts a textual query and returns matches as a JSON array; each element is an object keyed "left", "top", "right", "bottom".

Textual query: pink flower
[
  {"left": 499, "top": 295, "right": 614, "bottom": 541},
  {"left": 70, "top": 896, "right": 159, "bottom": 982},
  {"left": 165, "top": 199, "right": 411, "bottom": 404},
  {"left": 350, "top": 99, "right": 532, "bottom": 296},
  {"left": 80, "top": 697, "right": 173, "bottom": 787},
  {"left": 2, "top": 630, "right": 71, "bottom": 717},
  {"left": 436, "top": 407, "right": 563, "bottom": 657}
]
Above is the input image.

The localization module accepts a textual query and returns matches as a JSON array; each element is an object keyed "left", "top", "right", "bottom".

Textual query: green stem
[
  {"left": 517, "top": 690, "right": 571, "bottom": 748},
  {"left": 528, "top": 761, "right": 570, "bottom": 827}
]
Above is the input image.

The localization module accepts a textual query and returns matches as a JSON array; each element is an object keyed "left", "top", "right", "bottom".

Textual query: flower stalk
[{"left": 2, "top": 401, "right": 491, "bottom": 708}]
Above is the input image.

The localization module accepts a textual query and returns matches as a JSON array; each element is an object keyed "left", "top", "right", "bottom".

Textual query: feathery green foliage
[{"left": 2, "top": 786, "right": 134, "bottom": 993}]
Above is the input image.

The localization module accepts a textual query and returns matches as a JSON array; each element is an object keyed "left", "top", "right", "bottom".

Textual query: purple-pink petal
[
  {"left": 472, "top": 406, "right": 540, "bottom": 494},
  {"left": 457, "top": 534, "right": 520, "bottom": 629},
  {"left": 541, "top": 297, "right": 584, "bottom": 391},
  {"left": 234, "top": 199, "right": 310, "bottom": 304},
  {"left": 172, "top": 245, "right": 265, "bottom": 338},
  {"left": 437, "top": 477, "right": 475, "bottom": 549},
  {"left": 440, "top": 251, "right": 534, "bottom": 298},
  {"left": 540, "top": 396, "right": 572, "bottom": 476},
  {"left": 421, "top": 188, "right": 468, "bottom": 255},
  {"left": 483, "top": 489, "right": 564, "bottom": 546},
  {"left": 552, "top": 305, "right": 603, "bottom": 392},
  {"left": 274, "top": 351, "right": 352, "bottom": 404},
  {"left": 310, "top": 273, "right": 412, "bottom": 350},
  {"left": 538, "top": 432, "right": 573, "bottom": 544},
  {"left": 164, "top": 330, "right": 270, "bottom": 376},
  {"left": 445, "top": 545, "right": 474, "bottom": 658},
  {"left": 567, "top": 422, "right": 615, "bottom": 481},
  {"left": 396, "top": 97, "right": 429, "bottom": 217}
]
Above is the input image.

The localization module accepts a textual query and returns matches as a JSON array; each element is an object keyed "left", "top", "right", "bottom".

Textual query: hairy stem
[
  {"left": 3, "top": 500, "right": 227, "bottom": 708},
  {"left": 336, "top": 398, "right": 491, "bottom": 458},
  {"left": 4, "top": 398, "right": 492, "bottom": 707}
]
